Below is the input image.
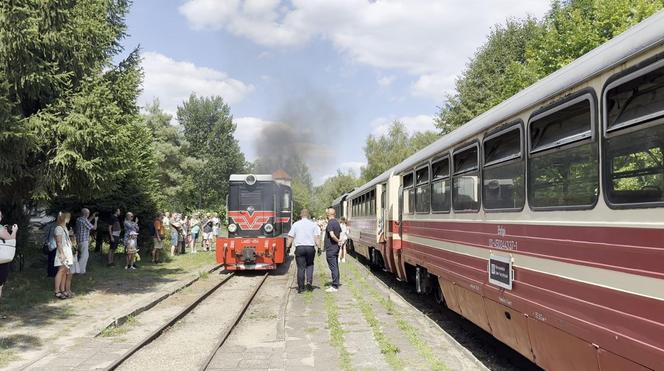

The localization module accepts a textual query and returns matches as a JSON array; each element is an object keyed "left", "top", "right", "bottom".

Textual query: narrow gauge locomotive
[
  {"left": 340, "top": 12, "right": 664, "bottom": 371},
  {"left": 216, "top": 173, "right": 292, "bottom": 270}
]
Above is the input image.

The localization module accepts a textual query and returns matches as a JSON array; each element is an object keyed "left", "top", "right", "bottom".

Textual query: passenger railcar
[
  {"left": 344, "top": 11, "right": 664, "bottom": 370},
  {"left": 216, "top": 174, "right": 292, "bottom": 270}
]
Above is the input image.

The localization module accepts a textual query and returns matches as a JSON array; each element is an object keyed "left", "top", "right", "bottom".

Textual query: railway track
[{"left": 105, "top": 270, "right": 270, "bottom": 371}]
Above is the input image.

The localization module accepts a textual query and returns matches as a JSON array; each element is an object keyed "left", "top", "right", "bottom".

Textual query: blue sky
[{"left": 122, "top": 0, "right": 549, "bottom": 184}]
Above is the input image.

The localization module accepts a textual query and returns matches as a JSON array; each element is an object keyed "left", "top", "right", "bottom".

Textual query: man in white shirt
[{"left": 287, "top": 209, "right": 321, "bottom": 293}]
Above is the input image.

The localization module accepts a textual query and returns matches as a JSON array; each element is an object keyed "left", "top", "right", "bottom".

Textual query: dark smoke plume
[{"left": 253, "top": 90, "right": 345, "bottom": 186}]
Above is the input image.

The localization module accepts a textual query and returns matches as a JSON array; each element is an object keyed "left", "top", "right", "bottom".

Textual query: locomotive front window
[
  {"left": 239, "top": 185, "right": 264, "bottom": 210},
  {"left": 282, "top": 191, "right": 291, "bottom": 210}
]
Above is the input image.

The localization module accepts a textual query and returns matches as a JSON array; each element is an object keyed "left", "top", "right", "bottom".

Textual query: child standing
[{"left": 125, "top": 231, "right": 139, "bottom": 270}]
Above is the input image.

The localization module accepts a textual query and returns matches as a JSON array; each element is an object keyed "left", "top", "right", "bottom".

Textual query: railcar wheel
[{"left": 432, "top": 280, "right": 445, "bottom": 306}]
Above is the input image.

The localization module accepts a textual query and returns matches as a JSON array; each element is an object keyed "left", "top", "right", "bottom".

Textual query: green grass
[
  {"left": 99, "top": 316, "right": 137, "bottom": 337},
  {"left": 0, "top": 239, "right": 216, "bottom": 317},
  {"left": 325, "top": 292, "right": 353, "bottom": 371},
  {"left": 347, "top": 279, "right": 403, "bottom": 370},
  {"left": 0, "top": 338, "right": 19, "bottom": 369},
  {"left": 346, "top": 261, "right": 448, "bottom": 371}
]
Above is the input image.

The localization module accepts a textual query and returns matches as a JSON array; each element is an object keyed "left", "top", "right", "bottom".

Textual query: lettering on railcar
[
  {"left": 489, "top": 225, "right": 518, "bottom": 250},
  {"left": 499, "top": 296, "right": 513, "bottom": 307}
]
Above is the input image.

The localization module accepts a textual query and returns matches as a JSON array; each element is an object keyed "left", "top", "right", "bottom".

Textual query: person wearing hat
[{"left": 286, "top": 209, "right": 320, "bottom": 293}]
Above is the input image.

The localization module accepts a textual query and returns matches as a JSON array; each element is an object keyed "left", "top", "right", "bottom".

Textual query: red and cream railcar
[
  {"left": 346, "top": 12, "right": 664, "bottom": 371},
  {"left": 216, "top": 174, "right": 292, "bottom": 270}
]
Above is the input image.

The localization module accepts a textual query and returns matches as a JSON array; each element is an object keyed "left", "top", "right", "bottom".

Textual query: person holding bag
[
  {"left": 54, "top": 212, "right": 74, "bottom": 299},
  {"left": 0, "top": 209, "right": 19, "bottom": 300}
]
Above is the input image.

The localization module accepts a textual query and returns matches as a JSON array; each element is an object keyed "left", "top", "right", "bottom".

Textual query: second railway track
[{"left": 106, "top": 271, "right": 270, "bottom": 371}]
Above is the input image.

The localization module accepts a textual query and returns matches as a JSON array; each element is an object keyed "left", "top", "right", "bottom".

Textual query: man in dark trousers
[
  {"left": 286, "top": 209, "right": 320, "bottom": 293},
  {"left": 324, "top": 208, "right": 342, "bottom": 292}
]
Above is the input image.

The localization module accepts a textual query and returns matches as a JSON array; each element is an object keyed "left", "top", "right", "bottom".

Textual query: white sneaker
[{"left": 325, "top": 287, "right": 338, "bottom": 293}]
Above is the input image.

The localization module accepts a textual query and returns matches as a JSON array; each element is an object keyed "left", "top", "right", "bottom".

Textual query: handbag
[{"left": 0, "top": 238, "right": 17, "bottom": 264}]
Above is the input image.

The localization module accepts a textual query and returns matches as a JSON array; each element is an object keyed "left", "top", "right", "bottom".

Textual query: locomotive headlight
[
  {"left": 228, "top": 223, "right": 238, "bottom": 233},
  {"left": 264, "top": 223, "right": 274, "bottom": 233}
]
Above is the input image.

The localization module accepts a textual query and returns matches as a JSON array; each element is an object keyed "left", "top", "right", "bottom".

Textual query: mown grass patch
[
  {"left": 347, "top": 259, "right": 448, "bottom": 371},
  {"left": 325, "top": 292, "right": 353, "bottom": 371},
  {"left": 99, "top": 315, "right": 138, "bottom": 338},
  {"left": 347, "top": 279, "right": 403, "bottom": 370},
  {"left": 0, "top": 339, "right": 19, "bottom": 369}
]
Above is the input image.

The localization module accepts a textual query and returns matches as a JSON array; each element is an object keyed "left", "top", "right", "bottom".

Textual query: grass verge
[
  {"left": 325, "top": 292, "right": 353, "bottom": 371},
  {"left": 346, "top": 278, "right": 403, "bottom": 370},
  {"left": 99, "top": 315, "right": 138, "bottom": 337},
  {"left": 347, "top": 260, "right": 448, "bottom": 371},
  {"left": 0, "top": 339, "right": 19, "bottom": 369}
]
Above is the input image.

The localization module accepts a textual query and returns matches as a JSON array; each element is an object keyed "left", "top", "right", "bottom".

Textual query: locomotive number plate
[{"left": 488, "top": 253, "right": 513, "bottom": 290}]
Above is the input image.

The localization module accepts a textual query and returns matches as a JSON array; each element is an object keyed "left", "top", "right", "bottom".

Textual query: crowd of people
[{"left": 0, "top": 207, "right": 222, "bottom": 302}]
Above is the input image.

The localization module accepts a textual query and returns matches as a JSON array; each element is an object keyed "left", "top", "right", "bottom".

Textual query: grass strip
[
  {"left": 0, "top": 339, "right": 19, "bottom": 369},
  {"left": 346, "top": 277, "right": 403, "bottom": 370},
  {"left": 324, "top": 292, "right": 353, "bottom": 371},
  {"left": 99, "top": 315, "right": 137, "bottom": 337},
  {"left": 347, "top": 261, "right": 448, "bottom": 371}
]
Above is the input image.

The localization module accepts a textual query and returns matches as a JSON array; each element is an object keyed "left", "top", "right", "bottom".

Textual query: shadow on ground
[{"left": 351, "top": 252, "right": 543, "bottom": 371}]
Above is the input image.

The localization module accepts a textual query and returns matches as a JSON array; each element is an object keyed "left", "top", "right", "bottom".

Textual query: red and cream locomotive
[{"left": 216, "top": 172, "right": 292, "bottom": 270}]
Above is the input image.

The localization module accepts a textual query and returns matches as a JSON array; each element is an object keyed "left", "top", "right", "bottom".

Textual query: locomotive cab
[{"left": 216, "top": 173, "right": 292, "bottom": 270}]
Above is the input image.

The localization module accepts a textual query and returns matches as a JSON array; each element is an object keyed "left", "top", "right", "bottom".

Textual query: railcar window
[
  {"left": 453, "top": 146, "right": 480, "bottom": 212},
  {"left": 403, "top": 172, "right": 415, "bottom": 214},
  {"left": 606, "top": 63, "right": 664, "bottom": 131},
  {"left": 606, "top": 126, "right": 664, "bottom": 204},
  {"left": 415, "top": 167, "right": 430, "bottom": 213},
  {"left": 528, "top": 98, "right": 598, "bottom": 208},
  {"left": 530, "top": 100, "right": 592, "bottom": 152},
  {"left": 484, "top": 126, "right": 524, "bottom": 210},
  {"left": 431, "top": 157, "right": 450, "bottom": 212}
]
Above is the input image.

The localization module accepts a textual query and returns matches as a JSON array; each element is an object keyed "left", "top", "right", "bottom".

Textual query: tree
[
  {"left": 361, "top": 121, "right": 439, "bottom": 182},
  {"left": 0, "top": 1, "right": 159, "bottom": 239},
  {"left": 435, "top": 17, "right": 541, "bottom": 134},
  {"left": 311, "top": 170, "right": 360, "bottom": 216},
  {"left": 176, "top": 94, "right": 246, "bottom": 210},
  {"left": 435, "top": 0, "right": 664, "bottom": 134}
]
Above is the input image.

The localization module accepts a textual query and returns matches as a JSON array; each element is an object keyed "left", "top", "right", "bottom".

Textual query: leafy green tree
[
  {"left": 311, "top": 170, "right": 360, "bottom": 216},
  {"left": 176, "top": 94, "right": 246, "bottom": 210},
  {"left": 435, "top": 18, "right": 541, "bottom": 133},
  {"left": 361, "top": 121, "right": 439, "bottom": 182},
  {"left": 526, "top": 0, "right": 664, "bottom": 77},
  {"left": 436, "top": 0, "right": 664, "bottom": 134},
  {"left": 0, "top": 1, "right": 159, "bottom": 239}
]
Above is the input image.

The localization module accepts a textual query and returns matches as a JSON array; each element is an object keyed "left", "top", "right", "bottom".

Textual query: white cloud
[
  {"left": 339, "top": 161, "right": 366, "bottom": 177},
  {"left": 377, "top": 75, "right": 396, "bottom": 88},
  {"left": 179, "top": 0, "right": 549, "bottom": 99},
  {"left": 140, "top": 52, "right": 254, "bottom": 114},
  {"left": 233, "top": 116, "right": 278, "bottom": 161},
  {"left": 370, "top": 114, "right": 436, "bottom": 137},
  {"left": 412, "top": 73, "right": 457, "bottom": 100}
]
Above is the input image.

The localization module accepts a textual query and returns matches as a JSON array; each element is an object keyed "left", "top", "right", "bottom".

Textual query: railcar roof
[
  {"left": 331, "top": 193, "right": 350, "bottom": 206},
  {"left": 349, "top": 10, "right": 664, "bottom": 199}
]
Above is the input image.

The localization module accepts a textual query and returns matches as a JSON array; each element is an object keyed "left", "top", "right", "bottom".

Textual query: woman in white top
[
  {"left": 339, "top": 217, "right": 349, "bottom": 263},
  {"left": 54, "top": 212, "right": 74, "bottom": 299}
]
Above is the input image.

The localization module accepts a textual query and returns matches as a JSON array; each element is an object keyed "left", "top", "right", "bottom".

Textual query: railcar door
[{"left": 395, "top": 185, "right": 406, "bottom": 280}]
